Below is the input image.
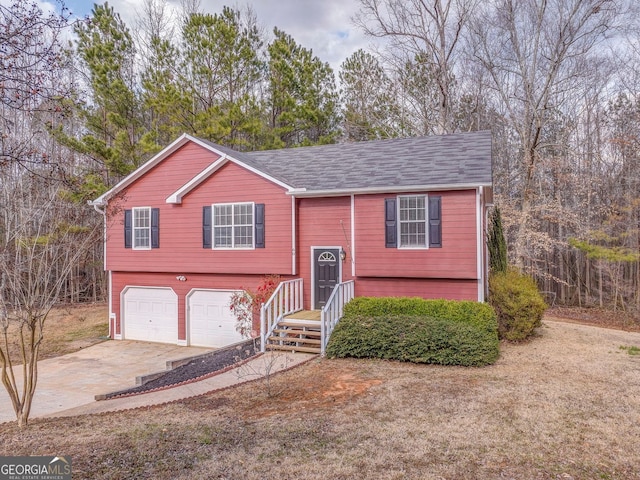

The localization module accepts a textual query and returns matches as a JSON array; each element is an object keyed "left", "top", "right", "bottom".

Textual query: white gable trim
[
  {"left": 90, "top": 133, "right": 294, "bottom": 207},
  {"left": 166, "top": 156, "right": 228, "bottom": 204},
  {"left": 90, "top": 133, "right": 192, "bottom": 206},
  {"left": 165, "top": 155, "right": 295, "bottom": 205},
  {"left": 228, "top": 159, "right": 294, "bottom": 192}
]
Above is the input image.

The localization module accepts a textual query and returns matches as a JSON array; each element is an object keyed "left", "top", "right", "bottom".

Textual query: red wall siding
[
  {"left": 355, "top": 277, "right": 478, "bottom": 301},
  {"left": 106, "top": 146, "right": 292, "bottom": 275},
  {"left": 297, "top": 196, "right": 354, "bottom": 308},
  {"left": 354, "top": 190, "right": 478, "bottom": 279},
  {"left": 111, "top": 271, "right": 295, "bottom": 340}
]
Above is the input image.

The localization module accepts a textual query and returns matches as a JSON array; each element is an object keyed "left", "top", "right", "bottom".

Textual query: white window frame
[
  {"left": 397, "top": 194, "right": 428, "bottom": 249},
  {"left": 132, "top": 207, "right": 152, "bottom": 250},
  {"left": 212, "top": 202, "right": 255, "bottom": 250}
]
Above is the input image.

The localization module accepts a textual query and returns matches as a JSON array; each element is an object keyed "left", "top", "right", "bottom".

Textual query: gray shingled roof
[{"left": 202, "top": 130, "right": 492, "bottom": 192}]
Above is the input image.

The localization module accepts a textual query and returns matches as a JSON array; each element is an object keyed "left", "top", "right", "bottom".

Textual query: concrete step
[
  {"left": 266, "top": 344, "right": 321, "bottom": 354},
  {"left": 268, "top": 335, "right": 321, "bottom": 345}
]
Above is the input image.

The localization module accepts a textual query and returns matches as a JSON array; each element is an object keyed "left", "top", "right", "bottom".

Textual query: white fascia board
[
  {"left": 166, "top": 156, "right": 228, "bottom": 204},
  {"left": 185, "top": 136, "right": 295, "bottom": 191},
  {"left": 286, "top": 183, "right": 492, "bottom": 198},
  {"left": 90, "top": 133, "right": 194, "bottom": 206},
  {"left": 166, "top": 155, "right": 296, "bottom": 204},
  {"left": 228, "top": 159, "right": 294, "bottom": 192},
  {"left": 90, "top": 133, "right": 295, "bottom": 206}
]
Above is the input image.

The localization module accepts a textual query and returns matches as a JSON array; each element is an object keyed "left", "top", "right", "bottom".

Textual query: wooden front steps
[{"left": 265, "top": 312, "right": 322, "bottom": 354}]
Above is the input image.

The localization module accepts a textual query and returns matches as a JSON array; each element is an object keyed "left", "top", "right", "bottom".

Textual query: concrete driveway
[{"left": 0, "top": 340, "right": 211, "bottom": 424}]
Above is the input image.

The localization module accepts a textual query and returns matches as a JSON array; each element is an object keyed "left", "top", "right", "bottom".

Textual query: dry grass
[
  {"left": 1, "top": 317, "right": 640, "bottom": 479},
  {"left": 2, "top": 304, "right": 108, "bottom": 361}
]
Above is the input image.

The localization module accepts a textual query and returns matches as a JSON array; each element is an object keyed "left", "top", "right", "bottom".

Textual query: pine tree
[
  {"left": 179, "top": 7, "right": 265, "bottom": 150},
  {"left": 266, "top": 28, "right": 340, "bottom": 148},
  {"left": 339, "top": 49, "right": 399, "bottom": 141},
  {"left": 55, "top": 2, "right": 143, "bottom": 198}
]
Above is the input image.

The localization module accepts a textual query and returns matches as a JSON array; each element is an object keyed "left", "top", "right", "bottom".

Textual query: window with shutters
[
  {"left": 385, "top": 195, "right": 441, "bottom": 249},
  {"left": 132, "top": 207, "right": 151, "bottom": 249},
  {"left": 125, "top": 207, "right": 159, "bottom": 249},
  {"left": 213, "top": 202, "right": 254, "bottom": 249},
  {"left": 399, "top": 195, "right": 426, "bottom": 247}
]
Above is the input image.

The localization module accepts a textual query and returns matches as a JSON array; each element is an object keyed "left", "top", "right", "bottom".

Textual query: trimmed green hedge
[
  {"left": 326, "top": 297, "right": 499, "bottom": 366},
  {"left": 343, "top": 297, "right": 498, "bottom": 334}
]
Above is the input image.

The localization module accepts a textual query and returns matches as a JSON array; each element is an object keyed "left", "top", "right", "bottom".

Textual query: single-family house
[{"left": 90, "top": 130, "right": 493, "bottom": 353}]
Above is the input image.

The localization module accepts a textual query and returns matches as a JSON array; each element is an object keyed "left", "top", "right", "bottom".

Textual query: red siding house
[{"left": 91, "top": 131, "right": 493, "bottom": 351}]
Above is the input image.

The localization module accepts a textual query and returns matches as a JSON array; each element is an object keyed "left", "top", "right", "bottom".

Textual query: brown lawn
[
  {"left": 1, "top": 306, "right": 639, "bottom": 479},
  {"left": 1, "top": 304, "right": 108, "bottom": 362}
]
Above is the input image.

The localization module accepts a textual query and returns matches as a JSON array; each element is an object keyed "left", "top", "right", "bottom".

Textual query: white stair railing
[
  {"left": 260, "top": 278, "right": 303, "bottom": 352},
  {"left": 320, "top": 280, "right": 355, "bottom": 355}
]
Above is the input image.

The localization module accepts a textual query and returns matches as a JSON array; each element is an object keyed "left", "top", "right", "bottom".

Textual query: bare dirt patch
[{"left": 1, "top": 313, "right": 640, "bottom": 479}]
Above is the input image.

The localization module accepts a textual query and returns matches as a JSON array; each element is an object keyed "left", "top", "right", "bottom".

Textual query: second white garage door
[
  {"left": 187, "top": 289, "right": 245, "bottom": 348},
  {"left": 123, "top": 287, "right": 178, "bottom": 344}
]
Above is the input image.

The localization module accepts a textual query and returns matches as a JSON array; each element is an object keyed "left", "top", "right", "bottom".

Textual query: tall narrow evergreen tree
[{"left": 488, "top": 206, "right": 508, "bottom": 274}]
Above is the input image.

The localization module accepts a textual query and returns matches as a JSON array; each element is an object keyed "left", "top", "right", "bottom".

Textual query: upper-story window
[
  {"left": 203, "top": 203, "right": 265, "bottom": 250},
  {"left": 385, "top": 195, "right": 441, "bottom": 249},
  {"left": 213, "top": 202, "right": 254, "bottom": 249},
  {"left": 133, "top": 207, "right": 151, "bottom": 249},
  {"left": 399, "top": 195, "right": 426, "bottom": 248},
  {"left": 124, "top": 207, "right": 159, "bottom": 250}
]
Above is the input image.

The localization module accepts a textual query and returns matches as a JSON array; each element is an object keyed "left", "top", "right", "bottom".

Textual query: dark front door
[{"left": 313, "top": 248, "right": 340, "bottom": 309}]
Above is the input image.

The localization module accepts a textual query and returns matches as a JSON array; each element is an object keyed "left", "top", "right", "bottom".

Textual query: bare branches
[
  {"left": 354, "top": 0, "right": 479, "bottom": 134},
  {"left": 0, "top": 172, "right": 101, "bottom": 427},
  {"left": 0, "top": 1, "right": 71, "bottom": 113}
]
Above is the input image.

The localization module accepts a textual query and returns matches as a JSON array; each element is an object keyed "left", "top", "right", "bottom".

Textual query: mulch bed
[{"left": 103, "top": 340, "right": 259, "bottom": 399}]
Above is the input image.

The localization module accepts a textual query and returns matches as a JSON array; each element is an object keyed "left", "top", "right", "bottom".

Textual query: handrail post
[
  {"left": 260, "top": 303, "right": 266, "bottom": 353},
  {"left": 261, "top": 278, "right": 305, "bottom": 350},
  {"left": 320, "top": 280, "right": 355, "bottom": 356}
]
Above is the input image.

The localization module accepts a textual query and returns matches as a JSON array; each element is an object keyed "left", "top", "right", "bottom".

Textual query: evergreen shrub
[
  {"left": 326, "top": 297, "right": 499, "bottom": 366},
  {"left": 489, "top": 268, "right": 547, "bottom": 341}
]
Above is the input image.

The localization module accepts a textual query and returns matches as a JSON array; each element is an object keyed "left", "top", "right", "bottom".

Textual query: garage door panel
[
  {"left": 188, "top": 290, "right": 244, "bottom": 348},
  {"left": 123, "top": 287, "right": 178, "bottom": 344}
]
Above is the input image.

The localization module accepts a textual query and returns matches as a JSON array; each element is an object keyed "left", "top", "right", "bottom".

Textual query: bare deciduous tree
[
  {"left": 354, "top": 0, "right": 478, "bottom": 135},
  {"left": 0, "top": 0, "right": 103, "bottom": 428},
  {"left": 470, "top": 0, "right": 622, "bottom": 268},
  {"left": 0, "top": 174, "right": 100, "bottom": 427}
]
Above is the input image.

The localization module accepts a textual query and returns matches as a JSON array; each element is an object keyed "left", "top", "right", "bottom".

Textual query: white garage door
[
  {"left": 123, "top": 287, "right": 178, "bottom": 344},
  {"left": 188, "top": 290, "right": 244, "bottom": 348}
]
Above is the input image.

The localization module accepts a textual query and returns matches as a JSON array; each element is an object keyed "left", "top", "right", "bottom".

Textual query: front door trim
[{"left": 311, "top": 246, "right": 342, "bottom": 310}]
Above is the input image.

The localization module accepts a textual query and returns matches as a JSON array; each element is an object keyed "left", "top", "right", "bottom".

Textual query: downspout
[
  {"left": 477, "top": 187, "right": 485, "bottom": 303},
  {"left": 351, "top": 194, "right": 356, "bottom": 277},
  {"left": 291, "top": 195, "right": 297, "bottom": 276}
]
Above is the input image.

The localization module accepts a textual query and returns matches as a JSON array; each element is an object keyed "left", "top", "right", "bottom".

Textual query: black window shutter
[
  {"left": 203, "top": 206, "right": 212, "bottom": 248},
  {"left": 385, "top": 198, "right": 397, "bottom": 248},
  {"left": 429, "top": 196, "right": 442, "bottom": 248},
  {"left": 151, "top": 208, "right": 160, "bottom": 248},
  {"left": 124, "top": 209, "right": 132, "bottom": 248},
  {"left": 255, "top": 203, "right": 265, "bottom": 248}
]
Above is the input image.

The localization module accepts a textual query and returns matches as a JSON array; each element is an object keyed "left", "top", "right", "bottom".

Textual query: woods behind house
[{"left": 2, "top": 0, "right": 640, "bottom": 310}]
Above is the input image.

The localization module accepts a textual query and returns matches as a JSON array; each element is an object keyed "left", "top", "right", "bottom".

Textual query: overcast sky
[{"left": 51, "top": 0, "right": 373, "bottom": 72}]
